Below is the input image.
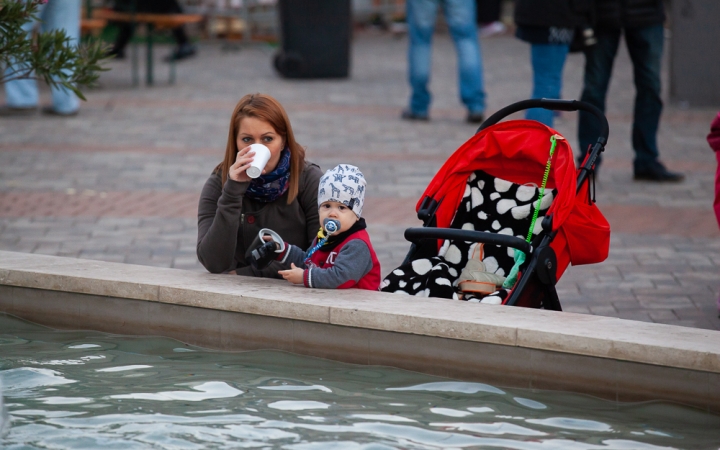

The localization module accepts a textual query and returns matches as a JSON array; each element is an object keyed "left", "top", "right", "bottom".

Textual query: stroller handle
[
  {"left": 404, "top": 228, "right": 532, "bottom": 255},
  {"left": 477, "top": 99, "right": 609, "bottom": 145}
]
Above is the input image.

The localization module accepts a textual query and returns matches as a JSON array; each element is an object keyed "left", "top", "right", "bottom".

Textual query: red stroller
[{"left": 381, "top": 99, "right": 611, "bottom": 310}]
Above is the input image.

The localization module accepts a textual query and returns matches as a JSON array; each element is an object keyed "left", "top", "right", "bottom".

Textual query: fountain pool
[{"left": 1, "top": 314, "right": 719, "bottom": 449}]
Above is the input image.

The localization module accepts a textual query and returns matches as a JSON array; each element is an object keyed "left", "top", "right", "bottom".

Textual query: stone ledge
[{"left": 1, "top": 250, "right": 719, "bottom": 374}]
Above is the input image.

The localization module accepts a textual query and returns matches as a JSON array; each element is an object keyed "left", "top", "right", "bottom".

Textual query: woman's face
[{"left": 236, "top": 116, "right": 285, "bottom": 173}]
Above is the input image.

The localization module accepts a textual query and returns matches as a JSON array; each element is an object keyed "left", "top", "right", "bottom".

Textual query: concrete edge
[{"left": 1, "top": 250, "right": 719, "bottom": 374}]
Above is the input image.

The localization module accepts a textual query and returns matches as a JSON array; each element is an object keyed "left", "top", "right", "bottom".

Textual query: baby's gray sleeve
[
  {"left": 280, "top": 244, "right": 308, "bottom": 269},
  {"left": 306, "top": 240, "right": 373, "bottom": 289}
]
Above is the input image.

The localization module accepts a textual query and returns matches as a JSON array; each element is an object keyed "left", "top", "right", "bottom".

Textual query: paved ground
[{"left": 1, "top": 30, "right": 719, "bottom": 329}]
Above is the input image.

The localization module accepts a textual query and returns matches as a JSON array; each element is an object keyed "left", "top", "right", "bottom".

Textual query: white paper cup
[{"left": 246, "top": 144, "right": 272, "bottom": 179}]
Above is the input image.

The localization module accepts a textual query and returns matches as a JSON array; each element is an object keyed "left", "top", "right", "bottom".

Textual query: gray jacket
[{"left": 197, "top": 161, "right": 323, "bottom": 277}]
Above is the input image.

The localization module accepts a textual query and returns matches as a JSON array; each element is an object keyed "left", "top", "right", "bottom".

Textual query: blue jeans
[
  {"left": 526, "top": 43, "right": 569, "bottom": 127},
  {"left": 578, "top": 24, "right": 664, "bottom": 170},
  {"left": 4, "top": 0, "right": 81, "bottom": 113},
  {"left": 407, "top": 0, "right": 486, "bottom": 116}
]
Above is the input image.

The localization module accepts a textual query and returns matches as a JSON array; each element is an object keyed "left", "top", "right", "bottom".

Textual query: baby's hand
[{"left": 279, "top": 263, "right": 304, "bottom": 285}]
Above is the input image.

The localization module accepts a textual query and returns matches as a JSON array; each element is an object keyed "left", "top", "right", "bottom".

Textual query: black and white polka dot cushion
[{"left": 381, "top": 170, "right": 555, "bottom": 302}]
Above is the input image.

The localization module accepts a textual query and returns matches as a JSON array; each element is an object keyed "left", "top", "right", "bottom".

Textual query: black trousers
[{"left": 476, "top": 0, "right": 502, "bottom": 24}]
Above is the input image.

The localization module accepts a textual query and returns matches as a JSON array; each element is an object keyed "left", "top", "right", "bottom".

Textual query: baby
[{"left": 275, "top": 164, "right": 381, "bottom": 290}]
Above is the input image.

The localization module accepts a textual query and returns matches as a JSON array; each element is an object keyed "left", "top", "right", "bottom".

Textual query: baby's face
[{"left": 318, "top": 201, "right": 358, "bottom": 234}]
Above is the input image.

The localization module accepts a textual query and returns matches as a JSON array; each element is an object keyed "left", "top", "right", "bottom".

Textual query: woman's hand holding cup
[
  {"left": 246, "top": 144, "right": 272, "bottom": 179},
  {"left": 229, "top": 144, "right": 272, "bottom": 183}
]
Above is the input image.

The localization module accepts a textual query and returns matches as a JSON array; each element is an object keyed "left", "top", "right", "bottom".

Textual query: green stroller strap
[{"left": 502, "top": 134, "right": 559, "bottom": 289}]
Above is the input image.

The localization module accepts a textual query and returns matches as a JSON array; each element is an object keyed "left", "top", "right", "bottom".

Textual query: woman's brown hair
[{"left": 216, "top": 93, "right": 306, "bottom": 204}]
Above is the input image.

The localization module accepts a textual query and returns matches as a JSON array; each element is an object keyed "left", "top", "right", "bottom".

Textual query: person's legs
[
  {"left": 526, "top": 43, "right": 569, "bottom": 127},
  {"left": 476, "top": 0, "right": 505, "bottom": 37},
  {"left": 164, "top": 27, "right": 196, "bottom": 61},
  {"left": 476, "top": 0, "right": 501, "bottom": 24},
  {"left": 577, "top": 29, "right": 620, "bottom": 165},
  {"left": 171, "top": 27, "right": 190, "bottom": 47},
  {"left": 110, "top": 0, "right": 139, "bottom": 57},
  {"left": 3, "top": 3, "right": 42, "bottom": 110},
  {"left": 151, "top": 0, "right": 192, "bottom": 52},
  {"left": 444, "top": 0, "right": 486, "bottom": 116},
  {"left": 624, "top": 24, "right": 663, "bottom": 171},
  {"left": 406, "top": 0, "right": 438, "bottom": 117},
  {"left": 109, "top": 23, "right": 135, "bottom": 58},
  {"left": 42, "top": 0, "right": 81, "bottom": 114},
  {"left": 169, "top": 0, "right": 197, "bottom": 61}
]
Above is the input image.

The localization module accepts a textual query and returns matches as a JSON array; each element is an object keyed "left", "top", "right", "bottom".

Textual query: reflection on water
[
  {"left": 1, "top": 313, "right": 719, "bottom": 449},
  {"left": 387, "top": 381, "right": 506, "bottom": 395},
  {"left": 0, "top": 379, "right": 7, "bottom": 437}
]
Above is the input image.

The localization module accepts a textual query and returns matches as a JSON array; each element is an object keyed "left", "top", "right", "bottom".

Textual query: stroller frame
[{"left": 402, "top": 99, "right": 609, "bottom": 311}]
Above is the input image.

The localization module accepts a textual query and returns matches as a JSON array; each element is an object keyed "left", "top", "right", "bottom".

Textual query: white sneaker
[{"left": 479, "top": 21, "right": 506, "bottom": 38}]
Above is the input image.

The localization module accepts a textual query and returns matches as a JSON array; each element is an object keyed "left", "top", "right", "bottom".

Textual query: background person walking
[
  {"left": 577, "top": 0, "right": 683, "bottom": 182},
  {"left": 402, "top": 0, "right": 487, "bottom": 123}
]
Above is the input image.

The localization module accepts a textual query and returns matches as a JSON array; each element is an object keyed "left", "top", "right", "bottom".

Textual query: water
[{"left": 1, "top": 314, "right": 718, "bottom": 449}]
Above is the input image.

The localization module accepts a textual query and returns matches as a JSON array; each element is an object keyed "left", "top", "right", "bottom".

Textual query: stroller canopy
[{"left": 417, "top": 119, "right": 609, "bottom": 268}]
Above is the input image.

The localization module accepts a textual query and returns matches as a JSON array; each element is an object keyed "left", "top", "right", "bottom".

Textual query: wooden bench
[
  {"left": 92, "top": 8, "right": 203, "bottom": 86},
  {"left": 80, "top": 18, "right": 107, "bottom": 37}
]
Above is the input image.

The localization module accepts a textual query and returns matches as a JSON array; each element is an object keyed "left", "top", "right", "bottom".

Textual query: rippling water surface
[{"left": 1, "top": 314, "right": 718, "bottom": 449}]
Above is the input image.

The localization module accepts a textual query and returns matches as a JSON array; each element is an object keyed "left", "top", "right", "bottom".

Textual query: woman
[
  {"left": 514, "top": 0, "right": 593, "bottom": 127},
  {"left": 197, "top": 93, "right": 323, "bottom": 277}
]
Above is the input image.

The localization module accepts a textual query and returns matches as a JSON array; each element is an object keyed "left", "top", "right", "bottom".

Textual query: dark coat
[
  {"left": 514, "top": 0, "right": 594, "bottom": 29},
  {"left": 594, "top": 0, "right": 665, "bottom": 29},
  {"left": 197, "top": 161, "right": 322, "bottom": 277}
]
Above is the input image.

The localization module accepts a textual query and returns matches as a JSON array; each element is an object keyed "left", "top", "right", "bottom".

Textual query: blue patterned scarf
[{"left": 245, "top": 148, "right": 291, "bottom": 203}]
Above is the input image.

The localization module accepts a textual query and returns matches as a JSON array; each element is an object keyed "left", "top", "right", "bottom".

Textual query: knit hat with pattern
[{"left": 317, "top": 164, "right": 366, "bottom": 217}]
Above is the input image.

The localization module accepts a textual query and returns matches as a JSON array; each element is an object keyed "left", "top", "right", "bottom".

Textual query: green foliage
[{"left": 0, "top": 0, "right": 109, "bottom": 101}]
